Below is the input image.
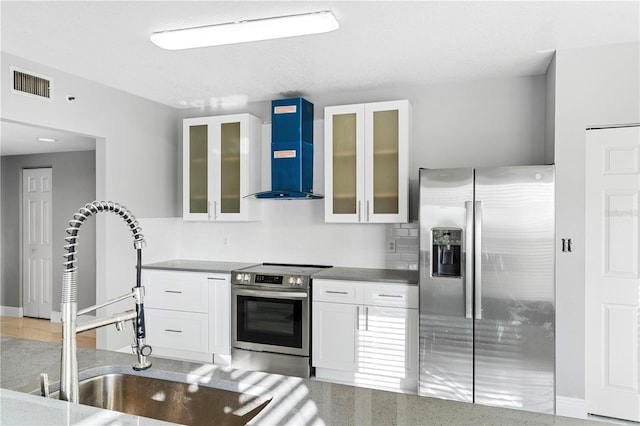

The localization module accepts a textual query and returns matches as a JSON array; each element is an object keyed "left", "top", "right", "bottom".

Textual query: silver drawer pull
[
  {"left": 165, "top": 329, "right": 182, "bottom": 333},
  {"left": 164, "top": 290, "right": 182, "bottom": 294},
  {"left": 207, "top": 277, "right": 225, "bottom": 281},
  {"left": 378, "top": 294, "right": 403, "bottom": 298},
  {"left": 325, "top": 290, "right": 349, "bottom": 295}
]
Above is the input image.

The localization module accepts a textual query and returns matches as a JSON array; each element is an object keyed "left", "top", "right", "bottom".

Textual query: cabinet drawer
[
  {"left": 364, "top": 284, "right": 418, "bottom": 308},
  {"left": 313, "top": 280, "right": 363, "bottom": 304},
  {"left": 143, "top": 270, "right": 208, "bottom": 313},
  {"left": 145, "top": 309, "right": 209, "bottom": 353}
]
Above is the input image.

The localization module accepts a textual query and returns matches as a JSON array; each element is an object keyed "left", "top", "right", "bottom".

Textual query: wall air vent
[{"left": 11, "top": 66, "right": 53, "bottom": 101}]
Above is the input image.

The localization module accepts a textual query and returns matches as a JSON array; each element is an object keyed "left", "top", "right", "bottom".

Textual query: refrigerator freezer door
[
  {"left": 474, "top": 165, "right": 555, "bottom": 414},
  {"left": 418, "top": 168, "right": 474, "bottom": 403}
]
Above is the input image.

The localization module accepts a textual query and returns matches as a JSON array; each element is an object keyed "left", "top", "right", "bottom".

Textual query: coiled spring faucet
[{"left": 59, "top": 201, "right": 152, "bottom": 403}]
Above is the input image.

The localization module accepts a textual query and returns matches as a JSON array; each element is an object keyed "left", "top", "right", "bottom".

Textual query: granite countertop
[
  {"left": 312, "top": 266, "right": 418, "bottom": 285},
  {"left": 1, "top": 387, "right": 174, "bottom": 425},
  {"left": 1, "top": 336, "right": 597, "bottom": 425},
  {"left": 142, "top": 260, "right": 419, "bottom": 286},
  {"left": 141, "top": 259, "right": 257, "bottom": 274}
]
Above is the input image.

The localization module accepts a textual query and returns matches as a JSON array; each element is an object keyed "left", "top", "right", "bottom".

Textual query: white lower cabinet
[
  {"left": 142, "top": 269, "right": 230, "bottom": 364},
  {"left": 145, "top": 309, "right": 209, "bottom": 353},
  {"left": 312, "top": 279, "right": 418, "bottom": 393},
  {"left": 313, "top": 302, "right": 359, "bottom": 372}
]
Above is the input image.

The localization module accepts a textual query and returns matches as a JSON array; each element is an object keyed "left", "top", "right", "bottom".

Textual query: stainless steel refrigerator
[{"left": 418, "top": 166, "right": 555, "bottom": 414}]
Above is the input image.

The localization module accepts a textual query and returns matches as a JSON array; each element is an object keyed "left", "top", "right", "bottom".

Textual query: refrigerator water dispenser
[{"left": 432, "top": 228, "right": 462, "bottom": 277}]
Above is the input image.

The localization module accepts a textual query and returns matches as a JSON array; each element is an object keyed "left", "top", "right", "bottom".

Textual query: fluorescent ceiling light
[
  {"left": 150, "top": 11, "right": 339, "bottom": 50},
  {"left": 37, "top": 137, "right": 57, "bottom": 142}
]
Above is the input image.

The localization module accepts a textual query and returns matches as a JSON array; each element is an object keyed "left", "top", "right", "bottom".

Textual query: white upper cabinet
[
  {"left": 324, "top": 100, "right": 410, "bottom": 223},
  {"left": 183, "top": 113, "right": 261, "bottom": 221}
]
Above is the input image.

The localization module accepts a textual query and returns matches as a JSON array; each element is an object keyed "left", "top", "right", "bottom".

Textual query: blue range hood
[{"left": 253, "top": 97, "right": 322, "bottom": 199}]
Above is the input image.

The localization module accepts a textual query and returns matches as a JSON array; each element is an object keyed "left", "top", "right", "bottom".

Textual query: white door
[
  {"left": 22, "top": 168, "right": 53, "bottom": 319},
  {"left": 585, "top": 126, "right": 640, "bottom": 422}
]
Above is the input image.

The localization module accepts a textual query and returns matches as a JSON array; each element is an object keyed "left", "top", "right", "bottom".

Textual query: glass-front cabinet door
[
  {"left": 364, "top": 100, "right": 410, "bottom": 223},
  {"left": 324, "top": 100, "right": 410, "bottom": 223},
  {"left": 183, "top": 114, "right": 261, "bottom": 221},
  {"left": 210, "top": 117, "right": 246, "bottom": 221},
  {"left": 324, "top": 104, "right": 365, "bottom": 223},
  {"left": 187, "top": 123, "right": 209, "bottom": 218}
]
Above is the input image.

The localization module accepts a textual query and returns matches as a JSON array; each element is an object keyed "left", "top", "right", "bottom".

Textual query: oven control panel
[
  {"left": 255, "top": 274, "right": 283, "bottom": 284},
  {"left": 231, "top": 272, "right": 309, "bottom": 288}
]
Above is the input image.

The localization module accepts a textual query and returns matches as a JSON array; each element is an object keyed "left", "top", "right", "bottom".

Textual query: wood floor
[{"left": 0, "top": 316, "right": 96, "bottom": 348}]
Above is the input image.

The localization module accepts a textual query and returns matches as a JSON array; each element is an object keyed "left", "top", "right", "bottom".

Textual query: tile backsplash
[{"left": 385, "top": 222, "right": 419, "bottom": 270}]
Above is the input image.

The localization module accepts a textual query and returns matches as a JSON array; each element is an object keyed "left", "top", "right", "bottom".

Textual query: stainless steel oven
[{"left": 231, "top": 263, "right": 330, "bottom": 378}]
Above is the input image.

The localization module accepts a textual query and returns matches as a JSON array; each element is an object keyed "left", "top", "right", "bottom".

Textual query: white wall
[
  {"left": 545, "top": 56, "right": 556, "bottom": 165},
  {"left": 554, "top": 42, "right": 640, "bottom": 400},
  {"left": 1, "top": 52, "right": 548, "bottom": 352},
  {"left": 166, "top": 75, "right": 548, "bottom": 267},
  {"left": 1, "top": 151, "right": 96, "bottom": 310},
  {"left": 3, "top": 41, "right": 639, "bottom": 403},
  {"left": 1, "top": 52, "right": 179, "bottom": 349},
  {"left": 181, "top": 75, "right": 548, "bottom": 171}
]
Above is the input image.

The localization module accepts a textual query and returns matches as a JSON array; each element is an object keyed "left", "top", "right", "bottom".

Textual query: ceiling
[
  {"left": 0, "top": 1, "right": 638, "bottom": 155},
  {"left": 1, "top": 1, "right": 638, "bottom": 110},
  {"left": 0, "top": 121, "right": 95, "bottom": 156}
]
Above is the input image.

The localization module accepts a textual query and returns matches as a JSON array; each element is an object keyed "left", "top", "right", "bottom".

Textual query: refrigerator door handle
[
  {"left": 465, "top": 201, "right": 474, "bottom": 319},
  {"left": 474, "top": 200, "right": 483, "bottom": 320}
]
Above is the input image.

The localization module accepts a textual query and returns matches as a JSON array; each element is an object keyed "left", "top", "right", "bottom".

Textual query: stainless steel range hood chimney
[{"left": 250, "top": 97, "right": 322, "bottom": 199}]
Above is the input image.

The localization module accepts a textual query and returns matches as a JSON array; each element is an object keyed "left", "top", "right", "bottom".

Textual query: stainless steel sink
[{"left": 50, "top": 371, "right": 272, "bottom": 425}]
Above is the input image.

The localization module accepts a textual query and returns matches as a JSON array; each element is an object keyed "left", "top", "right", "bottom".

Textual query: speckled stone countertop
[
  {"left": 311, "top": 266, "right": 418, "bottom": 285},
  {"left": 142, "top": 260, "right": 419, "bottom": 286},
  {"left": 1, "top": 387, "right": 174, "bottom": 425},
  {"left": 141, "top": 259, "right": 257, "bottom": 274},
  {"left": 1, "top": 336, "right": 597, "bottom": 425}
]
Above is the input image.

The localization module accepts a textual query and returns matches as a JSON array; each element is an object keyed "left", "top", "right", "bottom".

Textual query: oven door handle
[{"left": 235, "top": 289, "right": 308, "bottom": 299}]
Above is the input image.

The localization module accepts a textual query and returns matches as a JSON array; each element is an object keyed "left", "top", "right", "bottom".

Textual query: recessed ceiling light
[
  {"left": 37, "top": 137, "right": 57, "bottom": 142},
  {"left": 150, "top": 10, "right": 339, "bottom": 50}
]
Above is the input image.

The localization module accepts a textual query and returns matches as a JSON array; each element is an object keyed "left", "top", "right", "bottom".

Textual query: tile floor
[{"left": 0, "top": 316, "right": 96, "bottom": 348}]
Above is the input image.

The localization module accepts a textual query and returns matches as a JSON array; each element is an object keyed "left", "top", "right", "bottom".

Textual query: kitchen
[{"left": 1, "top": 1, "right": 639, "bottom": 424}]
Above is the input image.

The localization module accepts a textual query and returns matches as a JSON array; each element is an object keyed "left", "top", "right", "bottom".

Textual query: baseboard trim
[
  {"left": 0, "top": 306, "right": 23, "bottom": 317},
  {"left": 51, "top": 311, "right": 61, "bottom": 323},
  {"left": 556, "top": 396, "right": 587, "bottom": 419}
]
